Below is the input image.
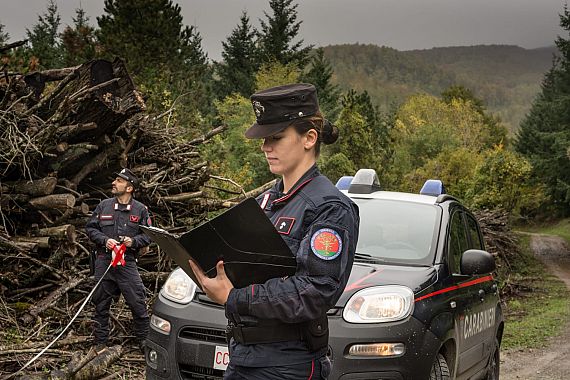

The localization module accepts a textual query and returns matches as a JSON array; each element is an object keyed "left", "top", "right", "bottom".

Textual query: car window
[
  {"left": 466, "top": 214, "right": 484, "bottom": 250},
  {"left": 448, "top": 210, "right": 469, "bottom": 274},
  {"left": 352, "top": 198, "right": 439, "bottom": 265}
]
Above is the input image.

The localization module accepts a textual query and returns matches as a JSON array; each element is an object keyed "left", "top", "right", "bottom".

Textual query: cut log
[
  {"left": 5, "top": 177, "right": 58, "bottom": 197},
  {"left": 36, "top": 224, "right": 75, "bottom": 242},
  {"left": 73, "top": 345, "right": 123, "bottom": 380},
  {"left": 13, "top": 236, "right": 50, "bottom": 249},
  {"left": 53, "top": 122, "right": 97, "bottom": 141},
  {"left": 29, "top": 194, "right": 75, "bottom": 210}
]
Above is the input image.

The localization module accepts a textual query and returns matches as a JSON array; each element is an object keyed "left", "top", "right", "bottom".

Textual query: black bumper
[{"left": 145, "top": 296, "right": 442, "bottom": 380}]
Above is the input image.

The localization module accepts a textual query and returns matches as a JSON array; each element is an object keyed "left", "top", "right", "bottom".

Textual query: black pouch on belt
[{"left": 303, "top": 314, "right": 329, "bottom": 352}]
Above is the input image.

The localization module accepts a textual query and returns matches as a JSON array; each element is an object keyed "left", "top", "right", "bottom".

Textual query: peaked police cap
[
  {"left": 115, "top": 168, "right": 140, "bottom": 189},
  {"left": 245, "top": 83, "right": 320, "bottom": 139}
]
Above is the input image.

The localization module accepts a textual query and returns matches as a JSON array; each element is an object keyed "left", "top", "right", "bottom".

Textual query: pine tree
[
  {"left": 61, "top": 7, "right": 97, "bottom": 66},
  {"left": 515, "top": 5, "right": 570, "bottom": 215},
  {"left": 0, "top": 22, "right": 9, "bottom": 45},
  {"left": 300, "top": 48, "right": 341, "bottom": 120},
  {"left": 97, "top": 0, "right": 212, "bottom": 119},
  {"left": 26, "top": 0, "right": 64, "bottom": 69},
  {"left": 258, "top": 0, "right": 312, "bottom": 67},
  {"left": 215, "top": 11, "right": 258, "bottom": 99},
  {"left": 97, "top": 0, "right": 207, "bottom": 77}
]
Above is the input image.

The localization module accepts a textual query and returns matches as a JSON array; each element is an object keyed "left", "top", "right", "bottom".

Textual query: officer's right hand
[
  {"left": 106, "top": 238, "right": 119, "bottom": 250},
  {"left": 188, "top": 260, "right": 234, "bottom": 305}
]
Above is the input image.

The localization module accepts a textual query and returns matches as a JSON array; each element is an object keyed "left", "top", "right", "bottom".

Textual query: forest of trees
[{"left": 1, "top": 0, "right": 568, "bottom": 217}]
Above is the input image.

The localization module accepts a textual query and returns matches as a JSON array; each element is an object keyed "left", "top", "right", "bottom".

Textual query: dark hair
[{"left": 291, "top": 112, "right": 339, "bottom": 157}]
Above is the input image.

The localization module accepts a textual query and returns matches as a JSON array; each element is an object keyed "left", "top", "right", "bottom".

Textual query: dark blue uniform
[
  {"left": 224, "top": 165, "right": 359, "bottom": 379},
  {"left": 85, "top": 197, "right": 152, "bottom": 345}
]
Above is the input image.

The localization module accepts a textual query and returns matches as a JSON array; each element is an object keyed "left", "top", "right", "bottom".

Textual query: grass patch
[{"left": 501, "top": 234, "right": 570, "bottom": 349}]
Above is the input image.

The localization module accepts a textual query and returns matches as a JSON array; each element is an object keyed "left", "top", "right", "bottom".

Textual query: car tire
[
  {"left": 486, "top": 338, "right": 500, "bottom": 380},
  {"left": 430, "top": 353, "right": 451, "bottom": 380}
]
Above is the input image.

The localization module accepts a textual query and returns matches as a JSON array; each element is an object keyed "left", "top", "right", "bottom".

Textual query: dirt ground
[{"left": 500, "top": 234, "right": 570, "bottom": 380}]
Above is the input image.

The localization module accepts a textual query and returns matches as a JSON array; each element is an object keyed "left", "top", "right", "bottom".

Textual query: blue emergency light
[
  {"left": 420, "top": 179, "right": 446, "bottom": 196},
  {"left": 335, "top": 176, "right": 354, "bottom": 190},
  {"left": 348, "top": 169, "right": 381, "bottom": 194}
]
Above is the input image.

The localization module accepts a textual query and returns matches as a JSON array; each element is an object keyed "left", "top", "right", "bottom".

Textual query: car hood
[{"left": 335, "top": 262, "right": 438, "bottom": 306}]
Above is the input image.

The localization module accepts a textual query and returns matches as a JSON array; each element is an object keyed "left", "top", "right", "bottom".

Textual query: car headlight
[
  {"left": 160, "top": 267, "right": 197, "bottom": 304},
  {"left": 343, "top": 285, "right": 414, "bottom": 323}
]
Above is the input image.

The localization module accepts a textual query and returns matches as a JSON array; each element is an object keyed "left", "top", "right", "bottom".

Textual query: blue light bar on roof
[
  {"left": 420, "top": 179, "right": 446, "bottom": 196},
  {"left": 335, "top": 176, "right": 354, "bottom": 190}
]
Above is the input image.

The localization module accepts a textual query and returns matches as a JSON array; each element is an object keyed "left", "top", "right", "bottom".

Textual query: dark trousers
[
  {"left": 224, "top": 356, "right": 331, "bottom": 380},
  {"left": 92, "top": 256, "right": 149, "bottom": 344}
]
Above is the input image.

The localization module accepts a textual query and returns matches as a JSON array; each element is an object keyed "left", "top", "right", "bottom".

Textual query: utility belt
[{"left": 226, "top": 314, "right": 329, "bottom": 352}]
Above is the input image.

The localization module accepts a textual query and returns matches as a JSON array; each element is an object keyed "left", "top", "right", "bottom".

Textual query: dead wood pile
[{"left": 0, "top": 57, "right": 254, "bottom": 378}]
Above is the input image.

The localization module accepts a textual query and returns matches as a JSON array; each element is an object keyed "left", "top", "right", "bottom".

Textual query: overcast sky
[{"left": 1, "top": 0, "right": 566, "bottom": 61}]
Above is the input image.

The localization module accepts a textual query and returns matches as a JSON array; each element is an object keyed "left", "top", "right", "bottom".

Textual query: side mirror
[{"left": 460, "top": 249, "right": 496, "bottom": 275}]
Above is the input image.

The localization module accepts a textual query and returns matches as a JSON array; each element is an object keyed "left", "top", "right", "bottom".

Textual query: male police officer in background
[{"left": 86, "top": 168, "right": 152, "bottom": 352}]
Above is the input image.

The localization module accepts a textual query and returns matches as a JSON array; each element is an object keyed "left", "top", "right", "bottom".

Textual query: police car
[{"left": 145, "top": 169, "right": 503, "bottom": 380}]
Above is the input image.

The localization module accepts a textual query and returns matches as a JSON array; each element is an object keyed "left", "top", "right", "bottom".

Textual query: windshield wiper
[{"left": 354, "top": 253, "right": 386, "bottom": 264}]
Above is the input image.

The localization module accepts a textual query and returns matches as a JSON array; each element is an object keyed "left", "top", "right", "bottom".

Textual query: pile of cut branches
[{"left": 0, "top": 55, "right": 261, "bottom": 378}]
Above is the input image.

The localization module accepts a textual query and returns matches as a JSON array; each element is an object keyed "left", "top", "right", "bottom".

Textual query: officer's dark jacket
[
  {"left": 225, "top": 165, "right": 360, "bottom": 367},
  {"left": 85, "top": 197, "right": 152, "bottom": 259}
]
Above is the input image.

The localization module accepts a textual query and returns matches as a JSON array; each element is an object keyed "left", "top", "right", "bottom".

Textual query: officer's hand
[
  {"left": 106, "top": 238, "right": 119, "bottom": 250},
  {"left": 188, "top": 260, "right": 234, "bottom": 305},
  {"left": 122, "top": 236, "right": 133, "bottom": 247}
]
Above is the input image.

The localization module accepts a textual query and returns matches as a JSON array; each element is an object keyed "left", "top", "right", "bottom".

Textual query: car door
[
  {"left": 447, "top": 207, "right": 488, "bottom": 378},
  {"left": 464, "top": 212, "right": 497, "bottom": 366}
]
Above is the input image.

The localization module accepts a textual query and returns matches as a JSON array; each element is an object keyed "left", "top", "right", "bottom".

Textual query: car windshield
[{"left": 352, "top": 198, "right": 439, "bottom": 266}]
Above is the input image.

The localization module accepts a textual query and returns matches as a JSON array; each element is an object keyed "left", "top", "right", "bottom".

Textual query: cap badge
[{"left": 252, "top": 100, "right": 265, "bottom": 118}]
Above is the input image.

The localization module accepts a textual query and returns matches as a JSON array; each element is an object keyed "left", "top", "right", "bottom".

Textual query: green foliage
[
  {"left": 258, "top": 0, "right": 312, "bottom": 67},
  {"left": 441, "top": 85, "right": 508, "bottom": 147},
  {"left": 26, "top": 0, "right": 64, "bottom": 69},
  {"left": 390, "top": 94, "right": 491, "bottom": 184},
  {"left": 60, "top": 7, "right": 97, "bottom": 66},
  {"left": 400, "top": 148, "right": 482, "bottom": 198},
  {"left": 215, "top": 11, "right": 258, "bottom": 99},
  {"left": 466, "top": 145, "right": 543, "bottom": 214},
  {"left": 254, "top": 61, "right": 301, "bottom": 91},
  {"left": 332, "top": 102, "right": 374, "bottom": 171},
  {"left": 201, "top": 94, "right": 273, "bottom": 192},
  {"left": 300, "top": 48, "right": 341, "bottom": 120},
  {"left": 319, "top": 153, "right": 356, "bottom": 185},
  {"left": 515, "top": 5, "right": 570, "bottom": 216}
]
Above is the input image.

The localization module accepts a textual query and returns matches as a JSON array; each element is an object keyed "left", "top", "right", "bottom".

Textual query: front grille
[
  {"left": 179, "top": 364, "right": 224, "bottom": 380},
  {"left": 179, "top": 326, "right": 227, "bottom": 344}
]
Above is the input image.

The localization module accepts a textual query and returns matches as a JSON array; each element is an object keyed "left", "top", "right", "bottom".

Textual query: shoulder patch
[{"left": 310, "top": 228, "right": 342, "bottom": 260}]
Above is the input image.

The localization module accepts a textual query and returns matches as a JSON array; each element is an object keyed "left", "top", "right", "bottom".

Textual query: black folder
[{"left": 141, "top": 197, "right": 296, "bottom": 289}]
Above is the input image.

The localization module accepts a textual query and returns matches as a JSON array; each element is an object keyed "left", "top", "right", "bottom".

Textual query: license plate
[{"left": 213, "top": 345, "right": 229, "bottom": 370}]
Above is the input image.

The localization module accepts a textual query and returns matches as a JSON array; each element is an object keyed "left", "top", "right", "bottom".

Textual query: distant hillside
[{"left": 322, "top": 44, "right": 557, "bottom": 133}]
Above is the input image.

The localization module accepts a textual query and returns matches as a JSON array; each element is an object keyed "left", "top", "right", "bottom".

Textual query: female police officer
[{"left": 189, "top": 83, "right": 359, "bottom": 379}]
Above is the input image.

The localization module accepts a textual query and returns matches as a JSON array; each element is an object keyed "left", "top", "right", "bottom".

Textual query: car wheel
[
  {"left": 430, "top": 353, "right": 451, "bottom": 380},
  {"left": 486, "top": 338, "right": 500, "bottom": 380}
]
